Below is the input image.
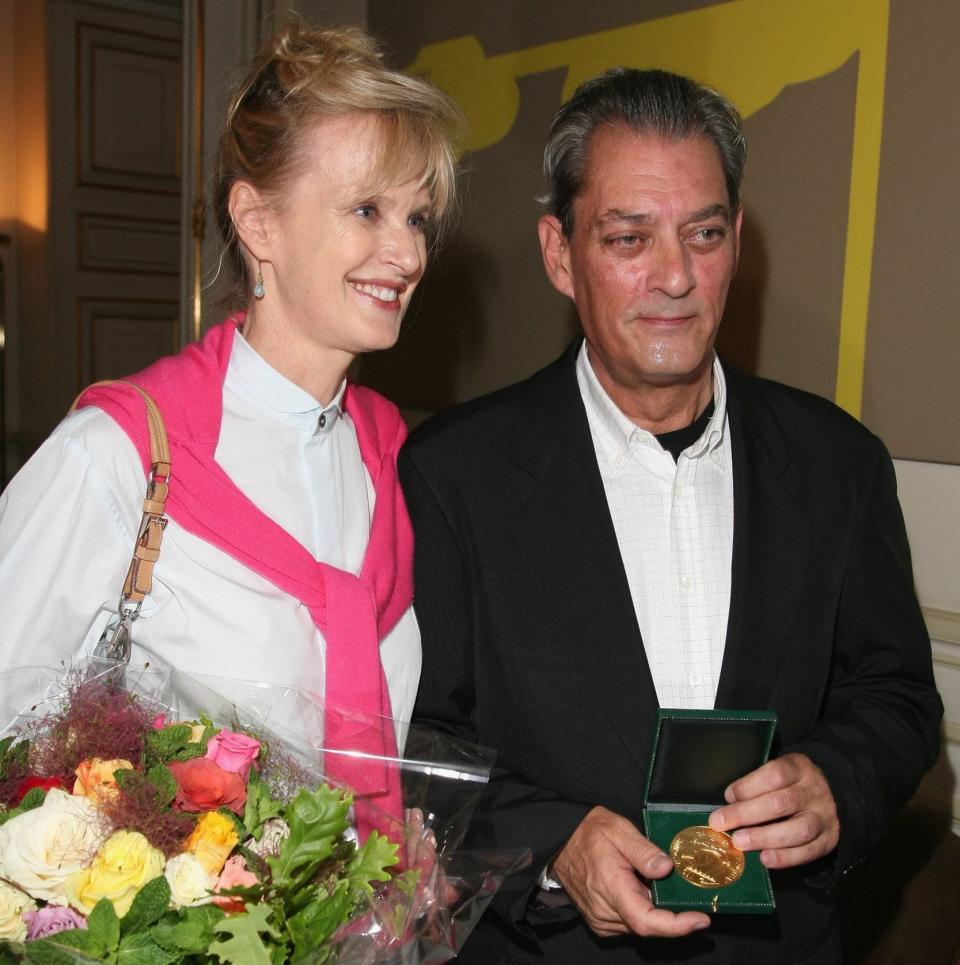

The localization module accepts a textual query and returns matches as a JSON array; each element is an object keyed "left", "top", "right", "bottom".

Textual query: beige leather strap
[{"left": 71, "top": 380, "right": 170, "bottom": 607}]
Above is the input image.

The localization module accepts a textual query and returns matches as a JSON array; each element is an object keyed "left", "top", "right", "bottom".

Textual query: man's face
[{"left": 539, "top": 126, "right": 741, "bottom": 410}]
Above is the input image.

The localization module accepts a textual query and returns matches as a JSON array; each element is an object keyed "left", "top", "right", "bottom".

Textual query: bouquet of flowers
[{"left": 0, "top": 661, "right": 521, "bottom": 964}]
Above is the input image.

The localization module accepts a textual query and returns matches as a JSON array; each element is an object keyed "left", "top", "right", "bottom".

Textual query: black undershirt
[{"left": 654, "top": 398, "right": 715, "bottom": 462}]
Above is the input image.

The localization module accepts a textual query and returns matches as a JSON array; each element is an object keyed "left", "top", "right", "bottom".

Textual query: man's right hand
[{"left": 551, "top": 806, "right": 712, "bottom": 938}]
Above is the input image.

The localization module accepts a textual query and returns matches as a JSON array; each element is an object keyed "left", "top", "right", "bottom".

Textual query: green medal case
[{"left": 643, "top": 708, "right": 777, "bottom": 914}]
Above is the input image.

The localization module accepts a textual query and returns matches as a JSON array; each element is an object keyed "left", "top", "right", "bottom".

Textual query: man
[{"left": 399, "top": 68, "right": 941, "bottom": 963}]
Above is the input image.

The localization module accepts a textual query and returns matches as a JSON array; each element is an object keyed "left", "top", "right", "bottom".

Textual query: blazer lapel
[
  {"left": 716, "top": 365, "right": 812, "bottom": 709},
  {"left": 507, "top": 345, "right": 658, "bottom": 768}
]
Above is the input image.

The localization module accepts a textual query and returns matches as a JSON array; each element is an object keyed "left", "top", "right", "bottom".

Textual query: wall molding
[{"left": 924, "top": 606, "right": 960, "bottom": 647}]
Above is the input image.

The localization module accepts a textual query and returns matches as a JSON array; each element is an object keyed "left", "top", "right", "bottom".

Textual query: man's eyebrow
[{"left": 593, "top": 202, "right": 732, "bottom": 230}]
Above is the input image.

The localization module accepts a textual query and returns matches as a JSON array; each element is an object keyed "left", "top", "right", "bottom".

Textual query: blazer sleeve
[
  {"left": 780, "top": 438, "right": 942, "bottom": 875},
  {"left": 399, "top": 448, "right": 592, "bottom": 937}
]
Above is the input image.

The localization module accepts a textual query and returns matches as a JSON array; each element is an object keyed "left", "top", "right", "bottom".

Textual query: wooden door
[{"left": 47, "top": 0, "right": 182, "bottom": 419}]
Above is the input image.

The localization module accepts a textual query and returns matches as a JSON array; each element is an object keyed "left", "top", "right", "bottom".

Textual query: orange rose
[
  {"left": 73, "top": 758, "right": 133, "bottom": 803},
  {"left": 168, "top": 758, "right": 246, "bottom": 815},
  {"left": 184, "top": 811, "right": 239, "bottom": 876}
]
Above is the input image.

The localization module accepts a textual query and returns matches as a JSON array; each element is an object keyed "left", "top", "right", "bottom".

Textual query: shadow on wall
[
  {"left": 715, "top": 212, "right": 768, "bottom": 375},
  {"left": 360, "top": 236, "right": 498, "bottom": 414}
]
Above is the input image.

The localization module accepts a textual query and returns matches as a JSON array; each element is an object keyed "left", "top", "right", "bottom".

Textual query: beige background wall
[{"left": 360, "top": 0, "right": 960, "bottom": 827}]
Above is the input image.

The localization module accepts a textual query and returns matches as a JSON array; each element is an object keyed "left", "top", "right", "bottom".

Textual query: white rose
[
  {"left": 0, "top": 879, "right": 37, "bottom": 942},
  {"left": 164, "top": 853, "right": 214, "bottom": 908},
  {"left": 0, "top": 788, "right": 103, "bottom": 902}
]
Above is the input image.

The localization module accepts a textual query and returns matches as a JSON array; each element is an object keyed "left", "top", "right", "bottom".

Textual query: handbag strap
[{"left": 71, "top": 380, "right": 171, "bottom": 609}]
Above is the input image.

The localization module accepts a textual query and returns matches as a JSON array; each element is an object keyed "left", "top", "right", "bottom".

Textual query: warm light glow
[{"left": 13, "top": 0, "right": 48, "bottom": 232}]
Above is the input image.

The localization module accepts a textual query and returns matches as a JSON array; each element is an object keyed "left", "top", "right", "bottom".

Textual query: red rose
[
  {"left": 168, "top": 758, "right": 247, "bottom": 815},
  {"left": 13, "top": 776, "right": 67, "bottom": 804}
]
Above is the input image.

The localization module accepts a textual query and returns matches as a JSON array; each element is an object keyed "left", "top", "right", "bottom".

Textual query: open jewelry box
[{"left": 643, "top": 708, "right": 778, "bottom": 914}]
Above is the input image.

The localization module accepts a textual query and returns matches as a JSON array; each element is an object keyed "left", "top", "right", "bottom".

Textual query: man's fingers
[{"left": 552, "top": 807, "right": 712, "bottom": 939}]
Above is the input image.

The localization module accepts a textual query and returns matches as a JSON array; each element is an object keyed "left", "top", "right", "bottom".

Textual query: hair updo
[{"left": 213, "top": 21, "right": 464, "bottom": 306}]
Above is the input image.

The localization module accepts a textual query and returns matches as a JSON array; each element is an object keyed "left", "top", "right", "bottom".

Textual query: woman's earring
[{"left": 253, "top": 259, "right": 265, "bottom": 299}]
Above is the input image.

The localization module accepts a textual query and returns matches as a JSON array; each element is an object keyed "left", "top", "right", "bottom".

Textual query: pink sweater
[{"left": 77, "top": 317, "right": 412, "bottom": 836}]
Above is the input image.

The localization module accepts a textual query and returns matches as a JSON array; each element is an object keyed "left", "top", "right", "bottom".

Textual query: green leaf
[
  {"left": 347, "top": 830, "right": 398, "bottom": 896},
  {"left": 145, "top": 764, "right": 177, "bottom": 805},
  {"left": 87, "top": 898, "right": 121, "bottom": 952},
  {"left": 287, "top": 879, "right": 355, "bottom": 955},
  {"left": 0, "top": 942, "right": 23, "bottom": 964},
  {"left": 121, "top": 875, "right": 171, "bottom": 935},
  {"left": 117, "top": 931, "right": 178, "bottom": 964},
  {"left": 25, "top": 928, "right": 106, "bottom": 963},
  {"left": 209, "top": 903, "right": 281, "bottom": 965},
  {"left": 19, "top": 787, "right": 47, "bottom": 812},
  {"left": 267, "top": 785, "right": 351, "bottom": 891},
  {"left": 144, "top": 723, "right": 195, "bottom": 767},
  {"left": 243, "top": 776, "right": 284, "bottom": 839},
  {"left": 150, "top": 904, "right": 224, "bottom": 955}
]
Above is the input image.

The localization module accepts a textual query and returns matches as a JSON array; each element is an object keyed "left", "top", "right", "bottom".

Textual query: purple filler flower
[{"left": 24, "top": 905, "right": 87, "bottom": 940}]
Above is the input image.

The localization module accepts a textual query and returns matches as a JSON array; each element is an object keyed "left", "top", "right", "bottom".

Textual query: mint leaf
[
  {"left": 210, "top": 903, "right": 281, "bottom": 964},
  {"left": 151, "top": 904, "right": 224, "bottom": 955},
  {"left": 87, "top": 897, "right": 120, "bottom": 952},
  {"left": 147, "top": 764, "right": 177, "bottom": 805},
  {"left": 117, "top": 931, "right": 178, "bottom": 964},
  {"left": 19, "top": 787, "right": 47, "bottom": 812},
  {"left": 25, "top": 928, "right": 105, "bottom": 963},
  {"left": 121, "top": 875, "right": 171, "bottom": 935}
]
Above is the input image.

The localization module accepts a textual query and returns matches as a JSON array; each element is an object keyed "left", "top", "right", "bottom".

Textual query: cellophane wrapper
[{"left": 0, "top": 657, "right": 529, "bottom": 964}]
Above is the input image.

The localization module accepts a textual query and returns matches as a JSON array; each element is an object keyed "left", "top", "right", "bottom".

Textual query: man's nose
[{"left": 647, "top": 237, "right": 695, "bottom": 298}]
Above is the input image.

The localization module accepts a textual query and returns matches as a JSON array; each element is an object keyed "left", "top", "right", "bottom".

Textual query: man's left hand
[{"left": 708, "top": 752, "right": 839, "bottom": 869}]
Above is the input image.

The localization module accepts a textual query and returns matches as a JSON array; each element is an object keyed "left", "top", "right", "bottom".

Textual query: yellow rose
[
  {"left": 0, "top": 879, "right": 36, "bottom": 942},
  {"left": 65, "top": 830, "right": 164, "bottom": 917},
  {"left": 189, "top": 724, "right": 207, "bottom": 743},
  {"left": 73, "top": 758, "right": 134, "bottom": 803},
  {"left": 184, "top": 811, "right": 238, "bottom": 876}
]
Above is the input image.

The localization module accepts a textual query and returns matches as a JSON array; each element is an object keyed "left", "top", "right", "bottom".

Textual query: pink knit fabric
[{"left": 76, "top": 316, "right": 412, "bottom": 836}]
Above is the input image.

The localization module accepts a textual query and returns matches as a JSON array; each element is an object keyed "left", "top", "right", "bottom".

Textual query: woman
[{"left": 0, "top": 22, "right": 462, "bottom": 825}]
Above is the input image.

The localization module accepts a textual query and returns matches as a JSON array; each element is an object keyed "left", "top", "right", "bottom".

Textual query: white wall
[{"left": 895, "top": 459, "right": 960, "bottom": 831}]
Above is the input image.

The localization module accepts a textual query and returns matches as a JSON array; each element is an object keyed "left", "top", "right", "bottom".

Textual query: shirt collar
[
  {"left": 226, "top": 330, "right": 345, "bottom": 436},
  {"left": 575, "top": 342, "right": 728, "bottom": 465}
]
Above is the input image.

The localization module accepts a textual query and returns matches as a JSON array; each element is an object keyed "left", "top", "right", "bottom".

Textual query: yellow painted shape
[{"left": 411, "top": 0, "right": 889, "bottom": 418}]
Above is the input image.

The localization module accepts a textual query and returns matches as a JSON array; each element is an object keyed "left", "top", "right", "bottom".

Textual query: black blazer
[{"left": 399, "top": 343, "right": 942, "bottom": 964}]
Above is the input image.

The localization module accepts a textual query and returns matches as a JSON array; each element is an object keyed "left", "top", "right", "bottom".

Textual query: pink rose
[
  {"left": 213, "top": 855, "right": 258, "bottom": 914},
  {"left": 24, "top": 905, "right": 87, "bottom": 940},
  {"left": 205, "top": 730, "right": 260, "bottom": 781},
  {"left": 151, "top": 714, "right": 167, "bottom": 730},
  {"left": 168, "top": 758, "right": 247, "bottom": 815}
]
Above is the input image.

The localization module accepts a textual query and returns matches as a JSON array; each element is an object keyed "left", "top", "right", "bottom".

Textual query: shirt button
[
  {"left": 318, "top": 413, "right": 327, "bottom": 430},
  {"left": 680, "top": 575, "right": 692, "bottom": 589},
  {"left": 689, "top": 673, "right": 702, "bottom": 686},
  {"left": 612, "top": 451, "right": 624, "bottom": 466}
]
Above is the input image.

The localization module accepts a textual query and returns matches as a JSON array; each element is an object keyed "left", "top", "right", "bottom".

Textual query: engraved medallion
[{"left": 669, "top": 826, "right": 744, "bottom": 888}]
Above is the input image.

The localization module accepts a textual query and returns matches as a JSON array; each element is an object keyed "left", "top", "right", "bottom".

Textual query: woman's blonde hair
[{"left": 214, "top": 21, "right": 464, "bottom": 305}]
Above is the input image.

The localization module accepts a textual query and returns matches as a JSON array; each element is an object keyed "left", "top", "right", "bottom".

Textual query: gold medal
[{"left": 669, "top": 826, "right": 745, "bottom": 888}]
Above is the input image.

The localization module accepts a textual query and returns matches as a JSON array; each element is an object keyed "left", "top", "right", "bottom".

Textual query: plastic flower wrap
[{"left": 0, "top": 659, "right": 526, "bottom": 963}]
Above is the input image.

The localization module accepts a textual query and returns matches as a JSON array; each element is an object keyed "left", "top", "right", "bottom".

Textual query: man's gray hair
[{"left": 542, "top": 67, "right": 746, "bottom": 235}]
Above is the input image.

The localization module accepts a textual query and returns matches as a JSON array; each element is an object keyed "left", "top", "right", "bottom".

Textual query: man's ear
[
  {"left": 228, "top": 181, "right": 272, "bottom": 262},
  {"left": 538, "top": 215, "right": 575, "bottom": 300}
]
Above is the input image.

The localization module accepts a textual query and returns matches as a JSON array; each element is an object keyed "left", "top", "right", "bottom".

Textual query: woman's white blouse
[{"left": 0, "top": 333, "right": 421, "bottom": 740}]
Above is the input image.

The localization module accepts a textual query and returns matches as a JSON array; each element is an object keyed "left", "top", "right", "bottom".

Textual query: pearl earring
[{"left": 253, "top": 259, "right": 265, "bottom": 299}]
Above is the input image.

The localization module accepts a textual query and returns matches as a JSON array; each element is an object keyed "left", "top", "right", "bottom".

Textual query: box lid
[{"left": 643, "top": 708, "right": 777, "bottom": 806}]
